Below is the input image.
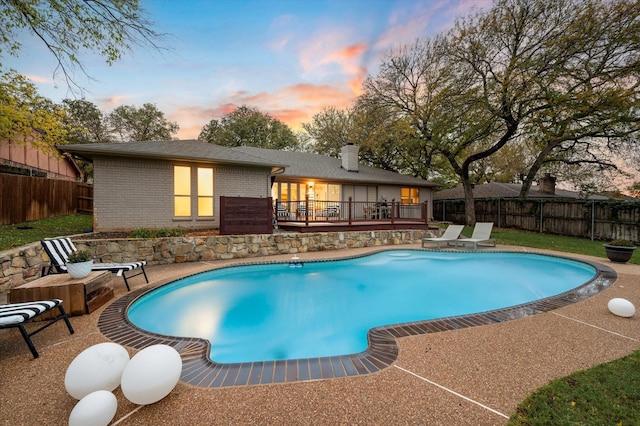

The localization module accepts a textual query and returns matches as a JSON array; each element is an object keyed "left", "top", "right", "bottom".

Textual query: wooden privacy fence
[
  {"left": 0, "top": 174, "right": 93, "bottom": 225},
  {"left": 434, "top": 198, "right": 640, "bottom": 242},
  {"left": 219, "top": 196, "right": 273, "bottom": 235}
]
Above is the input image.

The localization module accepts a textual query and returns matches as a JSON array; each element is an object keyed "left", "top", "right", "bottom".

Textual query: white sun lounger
[
  {"left": 421, "top": 224, "right": 464, "bottom": 248},
  {"left": 455, "top": 222, "right": 496, "bottom": 249}
]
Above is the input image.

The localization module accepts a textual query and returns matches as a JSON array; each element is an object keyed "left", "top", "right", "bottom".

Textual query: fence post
[{"left": 591, "top": 201, "right": 595, "bottom": 241}]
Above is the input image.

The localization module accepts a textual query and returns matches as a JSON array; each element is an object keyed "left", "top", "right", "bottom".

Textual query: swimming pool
[{"left": 127, "top": 250, "right": 600, "bottom": 364}]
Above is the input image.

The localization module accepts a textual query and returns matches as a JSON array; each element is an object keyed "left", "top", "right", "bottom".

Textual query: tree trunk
[{"left": 462, "top": 178, "right": 476, "bottom": 225}]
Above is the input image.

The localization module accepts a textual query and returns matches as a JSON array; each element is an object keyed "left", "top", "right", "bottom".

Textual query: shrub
[
  {"left": 129, "top": 228, "right": 185, "bottom": 238},
  {"left": 66, "top": 250, "right": 92, "bottom": 263}
]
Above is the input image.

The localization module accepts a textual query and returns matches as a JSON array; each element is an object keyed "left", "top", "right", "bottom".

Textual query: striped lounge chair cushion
[
  {"left": 90, "top": 261, "right": 147, "bottom": 276},
  {"left": 42, "top": 237, "right": 147, "bottom": 276},
  {"left": 0, "top": 300, "right": 62, "bottom": 327}
]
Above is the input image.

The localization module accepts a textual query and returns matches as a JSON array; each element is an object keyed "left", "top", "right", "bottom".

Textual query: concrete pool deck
[{"left": 1, "top": 244, "right": 639, "bottom": 425}]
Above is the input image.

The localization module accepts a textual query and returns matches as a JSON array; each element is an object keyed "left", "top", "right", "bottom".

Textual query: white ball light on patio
[
  {"left": 608, "top": 298, "right": 636, "bottom": 318},
  {"left": 65, "top": 342, "right": 130, "bottom": 400},
  {"left": 68, "top": 390, "right": 117, "bottom": 426},
  {"left": 121, "top": 344, "right": 182, "bottom": 405}
]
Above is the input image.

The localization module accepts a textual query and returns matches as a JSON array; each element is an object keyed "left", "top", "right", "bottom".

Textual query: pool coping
[{"left": 97, "top": 249, "right": 618, "bottom": 388}]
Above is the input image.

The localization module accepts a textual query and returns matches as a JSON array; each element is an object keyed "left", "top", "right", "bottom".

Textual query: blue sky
[{"left": 6, "top": 0, "right": 490, "bottom": 140}]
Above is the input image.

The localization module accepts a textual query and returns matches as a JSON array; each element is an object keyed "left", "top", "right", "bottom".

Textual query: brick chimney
[
  {"left": 341, "top": 143, "right": 359, "bottom": 172},
  {"left": 539, "top": 173, "right": 556, "bottom": 194}
]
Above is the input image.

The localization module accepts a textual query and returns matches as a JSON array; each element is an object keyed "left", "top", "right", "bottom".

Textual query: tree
[
  {"left": 0, "top": 69, "right": 67, "bottom": 153},
  {"left": 62, "top": 99, "right": 112, "bottom": 144},
  {"left": 107, "top": 103, "right": 179, "bottom": 142},
  {"left": 1, "top": 0, "right": 164, "bottom": 89},
  {"left": 198, "top": 105, "right": 298, "bottom": 150},
  {"left": 302, "top": 107, "right": 354, "bottom": 157},
  {"left": 364, "top": 0, "right": 640, "bottom": 224},
  {"left": 512, "top": 0, "right": 640, "bottom": 196}
]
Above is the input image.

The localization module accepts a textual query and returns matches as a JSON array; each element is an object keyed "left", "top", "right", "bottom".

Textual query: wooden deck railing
[{"left": 274, "top": 198, "right": 429, "bottom": 225}]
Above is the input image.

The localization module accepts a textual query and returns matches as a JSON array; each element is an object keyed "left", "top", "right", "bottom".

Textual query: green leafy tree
[
  {"left": 365, "top": 0, "right": 640, "bottom": 224},
  {"left": 107, "top": 103, "right": 179, "bottom": 142},
  {"left": 302, "top": 106, "right": 353, "bottom": 157},
  {"left": 62, "top": 99, "right": 112, "bottom": 144},
  {"left": 0, "top": 69, "right": 66, "bottom": 153},
  {"left": 1, "top": 0, "right": 164, "bottom": 89},
  {"left": 198, "top": 105, "right": 298, "bottom": 150}
]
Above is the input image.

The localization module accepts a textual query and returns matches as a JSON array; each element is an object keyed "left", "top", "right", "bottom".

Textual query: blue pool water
[{"left": 127, "top": 250, "right": 596, "bottom": 363}]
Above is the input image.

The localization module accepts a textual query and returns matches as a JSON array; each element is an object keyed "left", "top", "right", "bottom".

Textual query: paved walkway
[{"left": 1, "top": 244, "right": 639, "bottom": 425}]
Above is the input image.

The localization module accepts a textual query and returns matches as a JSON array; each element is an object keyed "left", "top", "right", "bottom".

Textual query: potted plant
[
  {"left": 603, "top": 239, "right": 637, "bottom": 263},
  {"left": 65, "top": 250, "right": 94, "bottom": 279}
]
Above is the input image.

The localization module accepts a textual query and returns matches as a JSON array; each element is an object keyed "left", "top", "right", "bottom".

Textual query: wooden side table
[{"left": 9, "top": 271, "right": 114, "bottom": 319}]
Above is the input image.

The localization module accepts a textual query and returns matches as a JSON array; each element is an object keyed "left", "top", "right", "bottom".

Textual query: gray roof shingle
[
  {"left": 60, "top": 141, "right": 437, "bottom": 187},
  {"left": 59, "top": 140, "right": 286, "bottom": 168},
  {"left": 232, "top": 146, "right": 437, "bottom": 187}
]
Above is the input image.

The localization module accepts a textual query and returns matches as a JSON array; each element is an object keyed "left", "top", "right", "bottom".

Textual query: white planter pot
[{"left": 66, "top": 260, "right": 94, "bottom": 279}]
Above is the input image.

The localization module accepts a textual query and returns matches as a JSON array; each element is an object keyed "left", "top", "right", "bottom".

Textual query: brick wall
[{"left": 93, "top": 158, "right": 272, "bottom": 232}]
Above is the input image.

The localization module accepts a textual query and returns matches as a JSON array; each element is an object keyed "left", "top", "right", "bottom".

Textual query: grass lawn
[
  {"left": 0, "top": 214, "right": 93, "bottom": 251},
  {"left": 1, "top": 216, "right": 639, "bottom": 423}
]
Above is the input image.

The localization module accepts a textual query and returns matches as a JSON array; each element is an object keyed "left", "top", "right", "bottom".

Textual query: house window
[
  {"left": 401, "top": 187, "right": 419, "bottom": 204},
  {"left": 174, "top": 166, "right": 214, "bottom": 217},
  {"left": 174, "top": 166, "right": 191, "bottom": 217},
  {"left": 197, "top": 168, "right": 214, "bottom": 216}
]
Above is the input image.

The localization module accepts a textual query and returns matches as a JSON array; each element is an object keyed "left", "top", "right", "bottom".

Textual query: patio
[{"left": 1, "top": 244, "right": 639, "bottom": 425}]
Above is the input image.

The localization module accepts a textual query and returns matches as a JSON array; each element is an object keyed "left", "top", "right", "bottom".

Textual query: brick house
[{"left": 60, "top": 140, "right": 436, "bottom": 232}]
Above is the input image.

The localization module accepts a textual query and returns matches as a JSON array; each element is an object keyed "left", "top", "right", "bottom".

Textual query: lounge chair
[
  {"left": 455, "top": 222, "right": 496, "bottom": 249},
  {"left": 41, "top": 238, "right": 148, "bottom": 291},
  {"left": 421, "top": 224, "right": 464, "bottom": 248},
  {"left": 0, "top": 299, "right": 74, "bottom": 358}
]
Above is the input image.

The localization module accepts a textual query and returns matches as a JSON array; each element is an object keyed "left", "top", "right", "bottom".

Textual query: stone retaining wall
[{"left": 0, "top": 229, "right": 436, "bottom": 294}]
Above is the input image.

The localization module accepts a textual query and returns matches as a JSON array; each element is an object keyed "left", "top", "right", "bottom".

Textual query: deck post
[
  {"left": 348, "top": 197, "right": 352, "bottom": 225},
  {"left": 305, "top": 195, "right": 309, "bottom": 226},
  {"left": 390, "top": 199, "right": 395, "bottom": 224},
  {"left": 423, "top": 201, "right": 429, "bottom": 224}
]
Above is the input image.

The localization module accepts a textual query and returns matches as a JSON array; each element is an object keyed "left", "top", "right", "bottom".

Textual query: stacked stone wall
[{"left": 0, "top": 229, "right": 436, "bottom": 294}]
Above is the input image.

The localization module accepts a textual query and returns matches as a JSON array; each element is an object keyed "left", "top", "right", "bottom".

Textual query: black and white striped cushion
[
  {"left": 43, "top": 238, "right": 146, "bottom": 276},
  {"left": 91, "top": 261, "right": 147, "bottom": 276},
  {"left": 0, "top": 300, "right": 62, "bottom": 326},
  {"left": 41, "top": 238, "right": 77, "bottom": 271}
]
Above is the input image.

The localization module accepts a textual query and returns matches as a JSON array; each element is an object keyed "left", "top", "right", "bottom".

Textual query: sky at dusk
[{"left": 6, "top": 0, "right": 492, "bottom": 140}]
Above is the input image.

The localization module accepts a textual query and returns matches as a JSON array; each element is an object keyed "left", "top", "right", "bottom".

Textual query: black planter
[{"left": 604, "top": 244, "right": 636, "bottom": 263}]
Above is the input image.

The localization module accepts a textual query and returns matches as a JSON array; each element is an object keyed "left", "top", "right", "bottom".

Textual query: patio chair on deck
[
  {"left": 41, "top": 237, "right": 148, "bottom": 291},
  {"left": 421, "top": 224, "right": 464, "bottom": 248},
  {"left": 454, "top": 222, "right": 496, "bottom": 249},
  {"left": 275, "top": 202, "right": 289, "bottom": 218},
  {"left": 0, "top": 299, "right": 74, "bottom": 358}
]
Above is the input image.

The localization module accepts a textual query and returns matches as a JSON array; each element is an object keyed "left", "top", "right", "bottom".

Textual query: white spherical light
[
  {"left": 121, "top": 344, "right": 182, "bottom": 405},
  {"left": 68, "top": 390, "right": 117, "bottom": 426},
  {"left": 65, "top": 342, "right": 130, "bottom": 400},
  {"left": 608, "top": 298, "right": 636, "bottom": 318}
]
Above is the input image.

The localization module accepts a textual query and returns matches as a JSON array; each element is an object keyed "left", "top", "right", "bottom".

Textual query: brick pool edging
[{"left": 98, "top": 250, "right": 617, "bottom": 388}]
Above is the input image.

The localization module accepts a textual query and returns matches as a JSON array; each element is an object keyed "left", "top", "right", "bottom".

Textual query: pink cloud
[
  {"left": 97, "top": 95, "right": 133, "bottom": 109},
  {"left": 24, "top": 73, "right": 52, "bottom": 84},
  {"left": 169, "top": 81, "right": 358, "bottom": 139}
]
